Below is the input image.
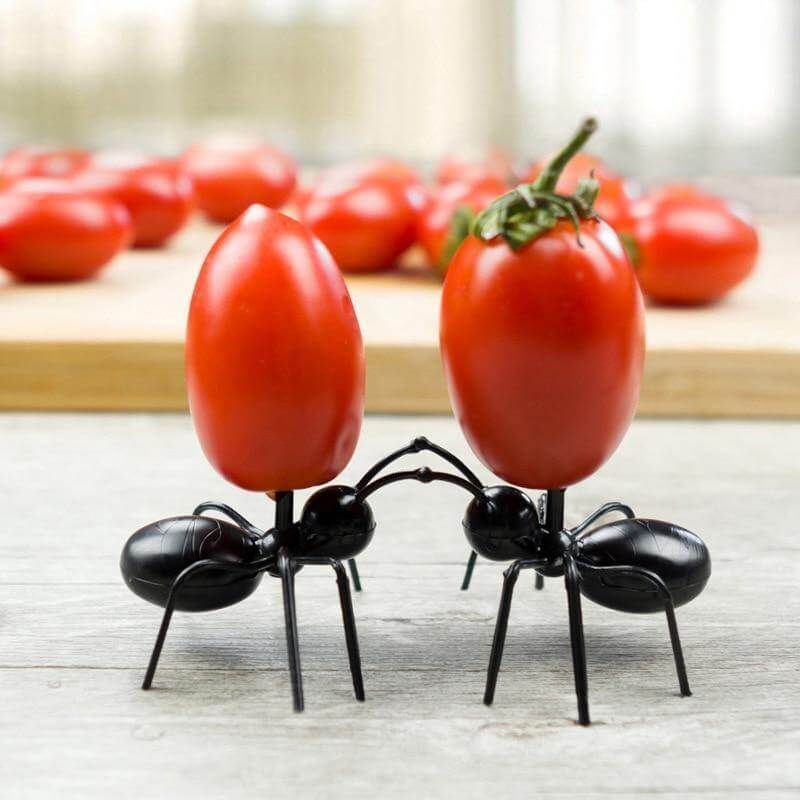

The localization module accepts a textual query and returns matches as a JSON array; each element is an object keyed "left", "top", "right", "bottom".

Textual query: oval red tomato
[
  {"left": 299, "top": 160, "right": 426, "bottom": 273},
  {"left": 629, "top": 187, "right": 758, "bottom": 305},
  {"left": 521, "top": 152, "right": 633, "bottom": 232},
  {"left": 74, "top": 154, "right": 193, "bottom": 248},
  {"left": 181, "top": 139, "right": 297, "bottom": 224},
  {"left": 441, "top": 119, "right": 644, "bottom": 490},
  {"left": 186, "top": 205, "right": 364, "bottom": 492},
  {"left": 418, "top": 175, "right": 507, "bottom": 270},
  {"left": 0, "top": 178, "right": 132, "bottom": 282},
  {"left": 0, "top": 147, "right": 90, "bottom": 180}
]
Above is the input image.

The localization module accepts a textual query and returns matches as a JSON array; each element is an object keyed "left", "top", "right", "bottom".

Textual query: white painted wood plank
[{"left": 1, "top": 413, "right": 799, "bottom": 798}]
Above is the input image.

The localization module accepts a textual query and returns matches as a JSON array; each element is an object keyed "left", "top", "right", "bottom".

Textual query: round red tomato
[
  {"left": 629, "top": 187, "right": 758, "bottom": 305},
  {"left": 521, "top": 152, "right": 633, "bottom": 232},
  {"left": 181, "top": 139, "right": 297, "bottom": 224},
  {"left": 0, "top": 178, "right": 132, "bottom": 282},
  {"left": 441, "top": 119, "right": 645, "bottom": 489},
  {"left": 417, "top": 175, "right": 507, "bottom": 270},
  {"left": 299, "top": 160, "right": 426, "bottom": 273},
  {"left": 436, "top": 146, "right": 513, "bottom": 186},
  {"left": 73, "top": 154, "right": 193, "bottom": 248},
  {"left": 186, "top": 205, "right": 364, "bottom": 492},
  {"left": 0, "top": 147, "right": 90, "bottom": 180}
]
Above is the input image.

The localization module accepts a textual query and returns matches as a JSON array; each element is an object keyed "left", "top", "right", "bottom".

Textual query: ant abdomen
[
  {"left": 299, "top": 485, "right": 376, "bottom": 559},
  {"left": 462, "top": 486, "right": 540, "bottom": 561},
  {"left": 120, "top": 516, "right": 265, "bottom": 612},
  {"left": 576, "top": 518, "right": 711, "bottom": 614}
]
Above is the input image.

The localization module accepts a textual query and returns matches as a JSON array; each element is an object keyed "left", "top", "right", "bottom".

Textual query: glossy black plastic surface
[
  {"left": 299, "top": 485, "right": 375, "bottom": 559},
  {"left": 576, "top": 518, "right": 711, "bottom": 613},
  {"left": 120, "top": 516, "right": 265, "bottom": 612},
  {"left": 463, "top": 486, "right": 540, "bottom": 561}
]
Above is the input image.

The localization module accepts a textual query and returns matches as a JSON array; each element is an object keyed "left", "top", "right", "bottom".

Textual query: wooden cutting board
[{"left": 0, "top": 214, "right": 798, "bottom": 416}]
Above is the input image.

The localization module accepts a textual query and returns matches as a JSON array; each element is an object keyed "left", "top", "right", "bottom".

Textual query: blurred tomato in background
[
  {"left": 181, "top": 138, "right": 297, "bottom": 223},
  {"left": 628, "top": 186, "right": 758, "bottom": 305},
  {"left": 72, "top": 153, "right": 193, "bottom": 248},
  {"left": 0, "top": 178, "right": 132, "bottom": 281},
  {"left": 299, "top": 157, "right": 427, "bottom": 273}
]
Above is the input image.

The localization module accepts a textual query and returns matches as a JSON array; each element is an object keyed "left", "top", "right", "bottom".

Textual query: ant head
[
  {"left": 298, "top": 485, "right": 376, "bottom": 560},
  {"left": 463, "top": 485, "right": 542, "bottom": 561}
]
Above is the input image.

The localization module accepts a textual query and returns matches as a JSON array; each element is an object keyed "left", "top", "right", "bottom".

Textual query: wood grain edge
[
  {"left": 0, "top": 340, "right": 798, "bottom": 416},
  {"left": 641, "top": 348, "right": 800, "bottom": 417},
  {"left": 0, "top": 341, "right": 186, "bottom": 411}
]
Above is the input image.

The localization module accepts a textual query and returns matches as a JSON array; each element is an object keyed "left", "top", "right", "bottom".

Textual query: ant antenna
[
  {"left": 356, "top": 467, "right": 485, "bottom": 502},
  {"left": 356, "top": 436, "right": 482, "bottom": 490}
]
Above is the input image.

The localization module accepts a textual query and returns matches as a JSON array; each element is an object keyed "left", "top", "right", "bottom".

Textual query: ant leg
[
  {"left": 296, "top": 556, "right": 365, "bottom": 702},
  {"left": 484, "top": 562, "right": 520, "bottom": 704},
  {"left": 335, "top": 561, "right": 365, "bottom": 700},
  {"left": 347, "top": 559, "right": 362, "bottom": 592},
  {"left": 461, "top": 551, "right": 478, "bottom": 591},
  {"left": 277, "top": 547, "right": 304, "bottom": 712},
  {"left": 564, "top": 555, "right": 590, "bottom": 725},
  {"left": 192, "top": 502, "right": 263, "bottom": 535},
  {"left": 484, "top": 558, "right": 548, "bottom": 705},
  {"left": 142, "top": 558, "right": 223, "bottom": 690},
  {"left": 570, "top": 502, "right": 635, "bottom": 537},
  {"left": 575, "top": 561, "right": 691, "bottom": 697},
  {"left": 462, "top": 553, "right": 542, "bottom": 592}
]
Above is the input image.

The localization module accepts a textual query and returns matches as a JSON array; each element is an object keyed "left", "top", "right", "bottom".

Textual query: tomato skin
[
  {"left": 299, "top": 161, "right": 426, "bottom": 273},
  {"left": 0, "top": 147, "right": 90, "bottom": 180},
  {"left": 417, "top": 176, "right": 506, "bottom": 268},
  {"left": 186, "top": 205, "right": 364, "bottom": 492},
  {"left": 436, "top": 147, "right": 513, "bottom": 186},
  {"left": 181, "top": 140, "right": 297, "bottom": 224},
  {"left": 440, "top": 220, "right": 645, "bottom": 489},
  {"left": 0, "top": 179, "right": 132, "bottom": 282},
  {"left": 521, "top": 152, "right": 633, "bottom": 232},
  {"left": 630, "top": 188, "right": 758, "bottom": 305},
  {"left": 73, "top": 154, "right": 193, "bottom": 248}
]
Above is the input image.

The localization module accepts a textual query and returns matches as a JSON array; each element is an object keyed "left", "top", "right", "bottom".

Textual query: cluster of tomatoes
[
  {"left": 294, "top": 144, "right": 758, "bottom": 306},
  {"left": 0, "top": 140, "right": 296, "bottom": 282},
  {"left": 361, "top": 145, "right": 758, "bottom": 306},
  {"left": 0, "top": 135, "right": 758, "bottom": 306}
]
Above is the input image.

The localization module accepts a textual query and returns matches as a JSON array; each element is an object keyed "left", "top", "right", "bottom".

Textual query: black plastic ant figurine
[
  {"left": 340, "top": 438, "right": 710, "bottom": 725},
  {"left": 120, "top": 436, "right": 485, "bottom": 711},
  {"left": 460, "top": 485, "right": 710, "bottom": 724},
  {"left": 120, "top": 490, "right": 367, "bottom": 712}
]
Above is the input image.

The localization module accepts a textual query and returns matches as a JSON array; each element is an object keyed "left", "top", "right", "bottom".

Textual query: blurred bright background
[{"left": 0, "top": 0, "right": 797, "bottom": 178}]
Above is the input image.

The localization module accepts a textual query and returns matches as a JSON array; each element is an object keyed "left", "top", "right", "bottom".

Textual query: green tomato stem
[
  {"left": 532, "top": 117, "right": 598, "bottom": 194},
  {"left": 471, "top": 117, "right": 601, "bottom": 251}
]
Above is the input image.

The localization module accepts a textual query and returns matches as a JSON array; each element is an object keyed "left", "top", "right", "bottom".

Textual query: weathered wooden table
[{"left": 1, "top": 413, "right": 798, "bottom": 798}]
